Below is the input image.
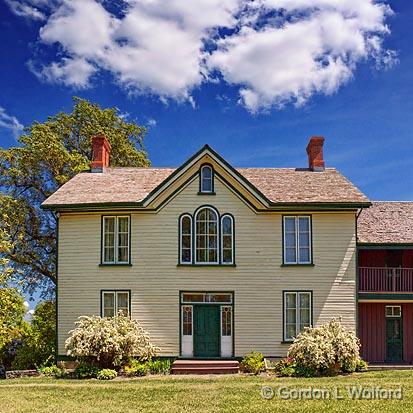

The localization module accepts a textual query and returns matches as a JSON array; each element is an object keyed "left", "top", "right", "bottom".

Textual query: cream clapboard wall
[{"left": 58, "top": 176, "right": 357, "bottom": 356}]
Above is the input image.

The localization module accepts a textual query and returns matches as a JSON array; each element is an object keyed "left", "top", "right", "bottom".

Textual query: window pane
[
  {"left": 298, "top": 217, "right": 309, "bottom": 233},
  {"left": 118, "top": 233, "right": 128, "bottom": 248},
  {"left": 222, "top": 217, "right": 232, "bottom": 234},
  {"left": 118, "top": 247, "right": 128, "bottom": 263},
  {"left": 299, "top": 247, "right": 310, "bottom": 263},
  {"left": 182, "top": 216, "right": 191, "bottom": 234},
  {"left": 209, "top": 294, "right": 232, "bottom": 303},
  {"left": 285, "top": 233, "right": 296, "bottom": 248},
  {"left": 183, "top": 306, "right": 192, "bottom": 335},
  {"left": 285, "top": 293, "right": 296, "bottom": 309},
  {"left": 105, "top": 217, "right": 115, "bottom": 233},
  {"left": 285, "top": 248, "right": 296, "bottom": 263},
  {"left": 118, "top": 217, "right": 129, "bottom": 233},
  {"left": 223, "top": 249, "right": 232, "bottom": 263},
  {"left": 103, "top": 293, "right": 115, "bottom": 317},
  {"left": 202, "top": 166, "right": 212, "bottom": 179},
  {"left": 196, "top": 208, "right": 218, "bottom": 263},
  {"left": 300, "top": 308, "right": 310, "bottom": 325},
  {"left": 285, "top": 324, "right": 296, "bottom": 340},
  {"left": 117, "top": 292, "right": 129, "bottom": 316},
  {"left": 182, "top": 293, "right": 205, "bottom": 303},
  {"left": 222, "top": 307, "right": 232, "bottom": 336},
  {"left": 182, "top": 235, "right": 191, "bottom": 249},
  {"left": 104, "top": 246, "right": 115, "bottom": 263},
  {"left": 299, "top": 232, "right": 310, "bottom": 247},
  {"left": 284, "top": 217, "right": 296, "bottom": 232},
  {"left": 299, "top": 293, "right": 310, "bottom": 308}
]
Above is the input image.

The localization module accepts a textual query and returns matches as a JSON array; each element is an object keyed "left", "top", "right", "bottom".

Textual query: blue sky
[{"left": 0, "top": 0, "right": 412, "bottom": 207}]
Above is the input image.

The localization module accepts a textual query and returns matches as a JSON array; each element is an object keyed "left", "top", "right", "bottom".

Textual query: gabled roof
[
  {"left": 42, "top": 144, "right": 370, "bottom": 211},
  {"left": 357, "top": 201, "right": 413, "bottom": 244}
]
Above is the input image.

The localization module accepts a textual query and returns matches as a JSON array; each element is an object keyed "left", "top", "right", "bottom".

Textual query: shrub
[
  {"left": 0, "top": 365, "right": 5, "bottom": 380},
  {"left": 273, "top": 357, "right": 296, "bottom": 377},
  {"left": 39, "top": 365, "right": 65, "bottom": 378},
  {"left": 287, "top": 318, "right": 361, "bottom": 376},
  {"left": 355, "top": 359, "right": 368, "bottom": 372},
  {"left": 65, "top": 314, "right": 159, "bottom": 368},
  {"left": 147, "top": 359, "right": 171, "bottom": 375},
  {"left": 74, "top": 363, "right": 100, "bottom": 379},
  {"left": 124, "top": 359, "right": 148, "bottom": 377},
  {"left": 97, "top": 369, "right": 117, "bottom": 380},
  {"left": 241, "top": 351, "right": 265, "bottom": 374}
]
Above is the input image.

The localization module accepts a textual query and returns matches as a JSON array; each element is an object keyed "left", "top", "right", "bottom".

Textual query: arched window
[
  {"left": 200, "top": 165, "right": 213, "bottom": 193},
  {"left": 221, "top": 215, "right": 234, "bottom": 264},
  {"left": 195, "top": 207, "right": 218, "bottom": 263},
  {"left": 179, "top": 214, "right": 192, "bottom": 264}
]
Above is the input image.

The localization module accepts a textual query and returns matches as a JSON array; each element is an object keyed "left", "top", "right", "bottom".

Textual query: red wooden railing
[{"left": 359, "top": 267, "right": 413, "bottom": 293}]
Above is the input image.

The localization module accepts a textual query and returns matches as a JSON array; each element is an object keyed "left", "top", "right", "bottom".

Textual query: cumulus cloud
[
  {"left": 6, "top": 0, "right": 396, "bottom": 112},
  {"left": 0, "top": 107, "right": 24, "bottom": 138}
]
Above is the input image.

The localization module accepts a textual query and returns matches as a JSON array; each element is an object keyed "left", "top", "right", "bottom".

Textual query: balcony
[{"left": 359, "top": 267, "right": 413, "bottom": 293}]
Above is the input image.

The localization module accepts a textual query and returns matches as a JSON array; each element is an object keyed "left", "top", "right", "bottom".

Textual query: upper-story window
[
  {"left": 200, "top": 165, "right": 214, "bottom": 193},
  {"left": 283, "top": 216, "right": 312, "bottom": 265},
  {"left": 195, "top": 207, "right": 218, "bottom": 264},
  {"left": 179, "top": 207, "right": 234, "bottom": 265},
  {"left": 102, "top": 216, "right": 130, "bottom": 264},
  {"left": 221, "top": 215, "right": 234, "bottom": 265},
  {"left": 179, "top": 214, "right": 192, "bottom": 264}
]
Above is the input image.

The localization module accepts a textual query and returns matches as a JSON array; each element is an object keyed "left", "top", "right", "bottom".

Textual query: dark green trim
[
  {"left": 42, "top": 144, "right": 371, "bottom": 212},
  {"left": 177, "top": 264, "right": 237, "bottom": 267},
  {"left": 55, "top": 213, "right": 59, "bottom": 364},
  {"left": 100, "top": 289, "right": 132, "bottom": 317},
  {"left": 281, "top": 215, "right": 314, "bottom": 265},
  {"left": 179, "top": 290, "right": 235, "bottom": 358},
  {"left": 282, "top": 290, "right": 313, "bottom": 342},
  {"left": 280, "top": 263, "right": 315, "bottom": 267},
  {"left": 99, "top": 263, "right": 133, "bottom": 267},
  {"left": 280, "top": 341, "right": 294, "bottom": 345},
  {"left": 358, "top": 293, "right": 413, "bottom": 300},
  {"left": 357, "top": 243, "right": 413, "bottom": 249},
  {"left": 100, "top": 214, "right": 131, "bottom": 265},
  {"left": 199, "top": 163, "right": 215, "bottom": 194}
]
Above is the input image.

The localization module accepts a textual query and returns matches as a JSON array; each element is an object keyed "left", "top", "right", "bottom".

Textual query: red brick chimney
[
  {"left": 91, "top": 134, "right": 111, "bottom": 172},
  {"left": 306, "top": 136, "right": 325, "bottom": 171}
]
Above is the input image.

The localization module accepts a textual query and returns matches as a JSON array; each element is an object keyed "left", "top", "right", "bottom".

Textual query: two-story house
[{"left": 44, "top": 135, "right": 406, "bottom": 366}]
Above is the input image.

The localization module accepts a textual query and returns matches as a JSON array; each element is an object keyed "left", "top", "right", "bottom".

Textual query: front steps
[{"left": 171, "top": 360, "right": 239, "bottom": 375}]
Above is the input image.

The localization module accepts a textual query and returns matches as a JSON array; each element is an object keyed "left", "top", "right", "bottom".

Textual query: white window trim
[
  {"left": 386, "top": 305, "right": 402, "bottom": 318},
  {"left": 102, "top": 216, "right": 130, "bottom": 264},
  {"left": 179, "top": 214, "right": 193, "bottom": 264},
  {"left": 101, "top": 290, "right": 130, "bottom": 317},
  {"left": 283, "top": 291, "right": 312, "bottom": 342},
  {"left": 200, "top": 165, "right": 213, "bottom": 193},
  {"left": 283, "top": 216, "right": 312, "bottom": 265},
  {"left": 194, "top": 207, "right": 219, "bottom": 265},
  {"left": 220, "top": 214, "right": 234, "bottom": 265}
]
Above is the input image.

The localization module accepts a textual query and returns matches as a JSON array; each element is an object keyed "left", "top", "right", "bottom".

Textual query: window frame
[
  {"left": 101, "top": 290, "right": 131, "bottom": 318},
  {"left": 194, "top": 206, "right": 219, "bottom": 265},
  {"left": 220, "top": 214, "right": 235, "bottom": 265},
  {"left": 101, "top": 215, "right": 131, "bottom": 265},
  {"left": 386, "top": 305, "right": 402, "bottom": 318},
  {"left": 282, "top": 215, "right": 312, "bottom": 265},
  {"left": 283, "top": 290, "right": 313, "bottom": 342},
  {"left": 199, "top": 164, "right": 214, "bottom": 194},
  {"left": 179, "top": 214, "right": 193, "bottom": 265}
]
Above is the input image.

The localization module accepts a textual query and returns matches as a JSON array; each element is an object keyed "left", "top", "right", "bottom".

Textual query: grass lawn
[{"left": 0, "top": 371, "right": 412, "bottom": 413}]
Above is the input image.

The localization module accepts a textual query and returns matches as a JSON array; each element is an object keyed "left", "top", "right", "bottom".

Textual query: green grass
[{"left": 0, "top": 371, "right": 412, "bottom": 412}]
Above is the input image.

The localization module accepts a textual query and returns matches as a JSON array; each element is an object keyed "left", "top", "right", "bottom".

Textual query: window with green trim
[
  {"left": 283, "top": 291, "right": 312, "bottom": 341},
  {"left": 283, "top": 216, "right": 311, "bottom": 264},
  {"left": 101, "top": 291, "right": 130, "bottom": 317},
  {"left": 102, "top": 216, "right": 130, "bottom": 264}
]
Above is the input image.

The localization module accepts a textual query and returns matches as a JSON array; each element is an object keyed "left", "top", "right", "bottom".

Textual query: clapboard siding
[{"left": 58, "top": 177, "right": 356, "bottom": 356}]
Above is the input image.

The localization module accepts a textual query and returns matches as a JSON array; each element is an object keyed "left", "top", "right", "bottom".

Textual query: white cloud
[
  {"left": 147, "top": 118, "right": 157, "bottom": 128},
  {"left": 7, "top": 0, "right": 396, "bottom": 112},
  {"left": 0, "top": 107, "right": 24, "bottom": 138},
  {"left": 5, "top": 0, "right": 46, "bottom": 20}
]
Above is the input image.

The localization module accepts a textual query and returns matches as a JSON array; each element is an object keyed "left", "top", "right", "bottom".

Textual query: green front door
[
  {"left": 386, "top": 317, "right": 403, "bottom": 362},
  {"left": 194, "top": 305, "right": 220, "bottom": 357}
]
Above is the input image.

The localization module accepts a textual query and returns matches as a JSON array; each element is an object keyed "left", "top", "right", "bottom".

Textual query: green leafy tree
[
  {"left": 0, "top": 98, "right": 149, "bottom": 297},
  {"left": 12, "top": 301, "right": 56, "bottom": 369}
]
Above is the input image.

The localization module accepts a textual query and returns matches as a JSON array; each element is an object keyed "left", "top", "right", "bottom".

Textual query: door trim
[
  {"left": 385, "top": 305, "right": 403, "bottom": 362},
  {"left": 179, "top": 290, "right": 235, "bottom": 358}
]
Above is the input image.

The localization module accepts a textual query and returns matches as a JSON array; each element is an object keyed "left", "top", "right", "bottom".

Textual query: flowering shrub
[
  {"left": 241, "top": 351, "right": 265, "bottom": 374},
  {"left": 65, "top": 315, "right": 159, "bottom": 368},
  {"left": 287, "top": 318, "right": 361, "bottom": 375}
]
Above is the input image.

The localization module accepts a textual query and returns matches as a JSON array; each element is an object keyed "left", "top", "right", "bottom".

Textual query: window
[
  {"left": 195, "top": 207, "right": 218, "bottom": 264},
  {"left": 221, "top": 306, "right": 232, "bottom": 336},
  {"left": 179, "top": 215, "right": 192, "bottom": 264},
  {"left": 101, "top": 291, "right": 130, "bottom": 317},
  {"left": 386, "top": 305, "right": 401, "bottom": 318},
  {"left": 283, "top": 216, "right": 311, "bottom": 264},
  {"left": 221, "top": 215, "right": 234, "bottom": 265},
  {"left": 181, "top": 292, "right": 232, "bottom": 303},
  {"left": 102, "top": 216, "right": 130, "bottom": 264},
  {"left": 200, "top": 165, "right": 213, "bottom": 193},
  {"left": 284, "top": 291, "right": 312, "bottom": 341},
  {"left": 182, "top": 306, "right": 192, "bottom": 335}
]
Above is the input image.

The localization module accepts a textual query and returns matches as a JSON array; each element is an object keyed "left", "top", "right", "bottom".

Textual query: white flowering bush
[
  {"left": 287, "top": 318, "right": 361, "bottom": 375},
  {"left": 65, "top": 315, "right": 159, "bottom": 368}
]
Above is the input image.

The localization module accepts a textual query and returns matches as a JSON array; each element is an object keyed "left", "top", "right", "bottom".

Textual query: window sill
[
  {"left": 197, "top": 191, "right": 216, "bottom": 195},
  {"left": 99, "top": 263, "right": 133, "bottom": 267},
  {"left": 280, "top": 263, "right": 314, "bottom": 267},
  {"left": 281, "top": 340, "right": 293, "bottom": 344},
  {"left": 177, "top": 263, "right": 236, "bottom": 267}
]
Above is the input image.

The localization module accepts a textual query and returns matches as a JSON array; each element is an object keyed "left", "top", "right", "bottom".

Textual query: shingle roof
[
  {"left": 357, "top": 202, "right": 413, "bottom": 244},
  {"left": 42, "top": 166, "right": 369, "bottom": 208}
]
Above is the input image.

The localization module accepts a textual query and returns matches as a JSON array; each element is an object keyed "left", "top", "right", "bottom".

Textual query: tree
[{"left": 0, "top": 98, "right": 150, "bottom": 298}]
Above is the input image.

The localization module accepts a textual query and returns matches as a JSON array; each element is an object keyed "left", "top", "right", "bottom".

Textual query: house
[
  {"left": 44, "top": 134, "right": 409, "bottom": 363},
  {"left": 357, "top": 202, "right": 413, "bottom": 363}
]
